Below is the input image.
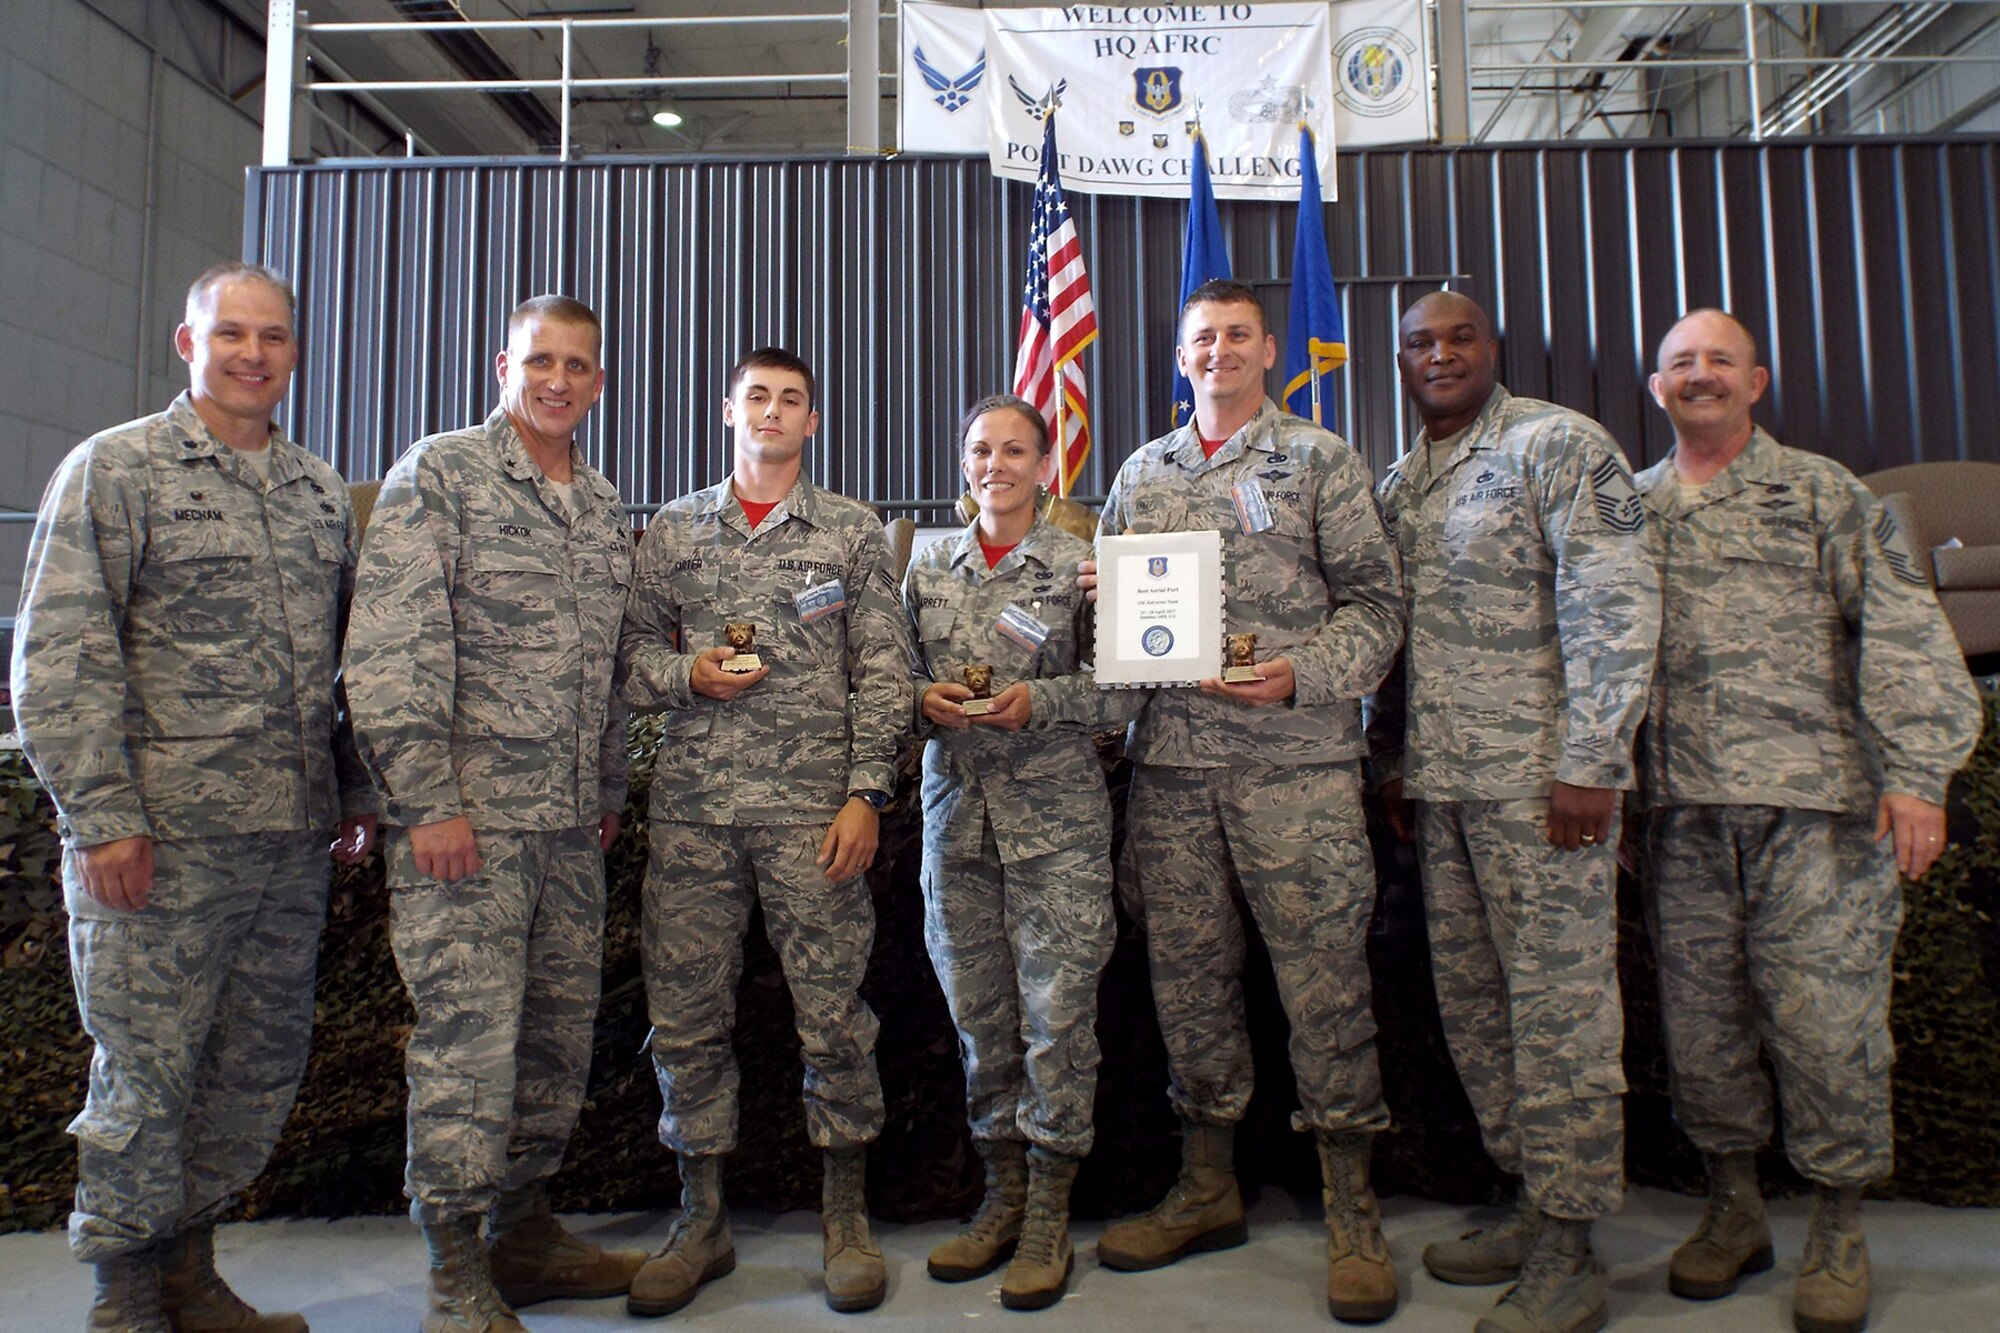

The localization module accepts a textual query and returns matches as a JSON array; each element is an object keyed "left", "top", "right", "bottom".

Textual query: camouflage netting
[{"left": 4, "top": 696, "right": 1997, "bottom": 1233}]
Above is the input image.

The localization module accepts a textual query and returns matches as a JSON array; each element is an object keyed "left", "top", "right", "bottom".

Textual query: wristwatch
[{"left": 852, "top": 789, "right": 890, "bottom": 811}]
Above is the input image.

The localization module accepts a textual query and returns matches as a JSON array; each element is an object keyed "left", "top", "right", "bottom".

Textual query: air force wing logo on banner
[
  {"left": 913, "top": 44, "right": 985, "bottom": 113},
  {"left": 1132, "top": 67, "right": 1185, "bottom": 118},
  {"left": 1010, "top": 74, "right": 1068, "bottom": 121},
  {"left": 1334, "top": 27, "right": 1421, "bottom": 118}
]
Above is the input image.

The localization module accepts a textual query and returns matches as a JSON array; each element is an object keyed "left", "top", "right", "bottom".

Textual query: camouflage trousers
[
  {"left": 63, "top": 831, "right": 331, "bottom": 1260},
  {"left": 1644, "top": 804, "right": 1902, "bottom": 1186},
  {"left": 387, "top": 826, "right": 605, "bottom": 1218},
  {"left": 921, "top": 812, "right": 1115, "bottom": 1158},
  {"left": 642, "top": 820, "right": 884, "bottom": 1156},
  {"left": 1124, "top": 761, "right": 1388, "bottom": 1135},
  {"left": 1417, "top": 798, "right": 1626, "bottom": 1220}
]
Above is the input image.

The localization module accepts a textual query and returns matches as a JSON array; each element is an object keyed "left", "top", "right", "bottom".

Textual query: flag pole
[
  {"left": 1302, "top": 121, "right": 1324, "bottom": 427},
  {"left": 1054, "top": 376, "right": 1069, "bottom": 498},
  {"left": 1051, "top": 103, "right": 1069, "bottom": 499}
]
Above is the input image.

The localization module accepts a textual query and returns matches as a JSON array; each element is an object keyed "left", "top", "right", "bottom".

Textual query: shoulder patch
[
  {"left": 1873, "top": 509, "right": 1930, "bottom": 587},
  {"left": 1589, "top": 456, "right": 1645, "bottom": 535}
]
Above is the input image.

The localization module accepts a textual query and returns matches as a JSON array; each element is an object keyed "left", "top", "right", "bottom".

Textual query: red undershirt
[
  {"left": 1200, "top": 435, "right": 1228, "bottom": 460},
  {"left": 738, "top": 498, "right": 779, "bottom": 529},
  {"left": 980, "top": 540, "right": 1018, "bottom": 569}
]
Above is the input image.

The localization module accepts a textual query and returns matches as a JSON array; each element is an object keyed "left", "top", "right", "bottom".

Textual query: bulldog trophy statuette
[
  {"left": 721, "top": 621, "right": 763, "bottom": 674},
  {"left": 960, "top": 663, "right": 996, "bottom": 716},
  {"left": 1222, "top": 631, "right": 1263, "bottom": 684}
]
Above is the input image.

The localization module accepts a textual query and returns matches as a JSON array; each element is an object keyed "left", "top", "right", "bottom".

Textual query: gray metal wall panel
[{"left": 247, "top": 139, "right": 2000, "bottom": 515}]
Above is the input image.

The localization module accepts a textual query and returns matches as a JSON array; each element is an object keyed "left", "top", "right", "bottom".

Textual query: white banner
[
  {"left": 898, "top": 3, "right": 1434, "bottom": 174},
  {"left": 985, "top": 4, "right": 1335, "bottom": 201},
  {"left": 1329, "top": 0, "right": 1435, "bottom": 146},
  {"left": 899, "top": 1, "right": 991, "bottom": 155}
]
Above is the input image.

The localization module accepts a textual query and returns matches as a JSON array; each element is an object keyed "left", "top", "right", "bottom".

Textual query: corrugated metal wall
[{"left": 247, "top": 137, "right": 2000, "bottom": 516}]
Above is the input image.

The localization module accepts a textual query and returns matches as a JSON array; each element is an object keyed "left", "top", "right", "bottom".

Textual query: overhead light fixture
[{"left": 641, "top": 38, "right": 682, "bottom": 130}]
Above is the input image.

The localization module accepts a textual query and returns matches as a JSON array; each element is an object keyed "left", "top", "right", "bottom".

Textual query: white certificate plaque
[{"left": 1094, "top": 530, "right": 1224, "bottom": 688}]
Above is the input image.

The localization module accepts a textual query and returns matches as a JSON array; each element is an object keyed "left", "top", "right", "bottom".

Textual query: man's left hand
[
  {"left": 1546, "top": 781, "right": 1617, "bottom": 850},
  {"left": 1876, "top": 792, "right": 1948, "bottom": 880},
  {"left": 817, "top": 797, "right": 880, "bottom": 883},
  {"left": 968, "top": 682, "right": 1032, "bottom": 731},
  {"left": 599, "top": 811, "right": 622, "bottom": 853},
  {"left": 330, "top": 814, "right": 379, "bottom": 865},
  {"left": 1199, "top": 655, "right": 1295, "bottom": 707}
]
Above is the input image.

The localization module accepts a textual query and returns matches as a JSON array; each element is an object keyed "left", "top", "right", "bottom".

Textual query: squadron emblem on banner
[{"left": 1334, "top": 26, "right": 1421, "bottom": 118}]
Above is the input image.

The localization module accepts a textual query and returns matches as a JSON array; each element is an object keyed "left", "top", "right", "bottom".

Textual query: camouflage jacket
[
  {"left": 618, "top": 474, "right": 913, "bottom": 825},
  {"left": 1634, "top": 428, "right": 1980, "bottom": 812},
  {"left": 1097, "top": 399, "right": 1405, "bottom": 769},
  {"left": 903, "top": 516, "right": 1137, "bottom": 861},
  {"left": 344, "top": 409, "right": 633, "bottom": 831},
  {"left": 1369, "top": 386, "right": 1660, "bottom": 800},
  {"left": 10, "top": 393, "right": 375, "bottom": 847}
]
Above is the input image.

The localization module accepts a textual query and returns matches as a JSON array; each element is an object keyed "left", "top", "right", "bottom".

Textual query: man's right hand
[
  {"left": 410, "top": 816, "right": 482, "bottom": 882},
  {"left": 1377, "top": 778, "right": 1415, "bottom": 844},
  {"left": 78, "top": 836, "right": 155, "bottom": 911},
  {"left": 690, "top": 646, "right": 769, "bottom": 701},
  {"left": 922, "top": 681, "right": 976, "bottom": 730}
]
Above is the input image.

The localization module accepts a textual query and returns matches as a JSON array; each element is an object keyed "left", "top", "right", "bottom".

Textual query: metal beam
[
  {"left": 1435, "top": 0, "right": 1472, "bottom": 141},
  {"left": 847, "top": 0, "right": 881, "bottom": 154}
]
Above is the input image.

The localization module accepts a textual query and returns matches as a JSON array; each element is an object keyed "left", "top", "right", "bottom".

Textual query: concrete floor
[{"left": 2, "top": 1186, "right": 1995, "bottom": 1331}]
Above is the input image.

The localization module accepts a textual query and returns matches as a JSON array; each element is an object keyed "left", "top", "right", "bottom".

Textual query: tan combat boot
[
  {"left": 1474, "top": 1216, "right": 1606, "bottom": 1333},
  {"left": 1001, "top": 1148, "right": 1081, "bottom": 1311},
  {"left": 628, "top": 1154, "right": 735, "bottom": 1317},
  {"left": 156, "top": 1224, "right": 307, "bottom": 1332},
  {"left": 1793, "top": 1185, "right": 1869, "bottom": 1333},
  {"left": 419, "top": 1212, "right": 527, "bottom": 1333},
  {"left": 1096, "top": 1120, "right": 1246, "bottom": 1271},
  {"left": 1317, "top": 1131, "right": 1399, "bottom": 1323},
  {"left": 486, "top": 1181, "right": 646, "bottom": 1308},
  {"left": 822, "top": 1147, "right": 887, "bottom": 1313},
  {"left": 1423, "top": 1191, "right": 1542, "bottom": 1286},
  {"left": 927, "top": 1139, "right": 1028, "bottom": 1282},
  {"left": 1669, "top": 1152, "right": 1774, "bottom": 1300},
  {"left": 88, "top": 1249, "right": 173, "bottom": 1333}
]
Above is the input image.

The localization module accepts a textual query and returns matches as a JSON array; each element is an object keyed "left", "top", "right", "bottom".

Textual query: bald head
[
  {"left": 1396, "top": 290, "right": 1500, "bottom": 436},
  {"left": 1656, "top": 308, "right": 1758, "bottom": 371},
  {"left": 1650, "top": 308, "right": 1767, "bottom": 451},
  {"left": 1400, "top": 290, "right": 1492, "bottom": 343}
]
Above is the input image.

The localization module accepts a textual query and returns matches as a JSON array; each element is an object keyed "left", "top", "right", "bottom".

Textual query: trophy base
[
  {"left": 1222, "top": 665, "right": 1265, "bottom": 684},
  {"left": 960, "top": 698, "right": 996, "bottom": 716},
  {"left": 720, "top": 654, "right": 763, "bottom": 674}
]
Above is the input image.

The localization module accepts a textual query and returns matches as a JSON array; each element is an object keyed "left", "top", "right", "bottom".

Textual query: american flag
[{"left": 1011, "top": 112, "right": 1098, "bottom": 496}]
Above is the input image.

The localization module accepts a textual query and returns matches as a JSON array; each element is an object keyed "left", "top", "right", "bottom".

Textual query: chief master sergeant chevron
[
  {"left": 1634, "top": 308, "right": 1980, "bottom": 1333},
  {"left": 1080, "top": 279, "right": 1408, "bottom": 1324},
  {"left": 343, "top": 295, "right": 645, "bottom": 1333},
  {"left": 616, "top": 347, "right": 914, "bottom": 1317},
  {"left": 10, "top": 261, "right": 378, "bottom": 1333}
]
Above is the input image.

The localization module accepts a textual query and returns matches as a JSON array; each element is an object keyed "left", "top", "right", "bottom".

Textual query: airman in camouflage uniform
[
  {"left": 10, "top": 263, "right": 378, "bottom": 1333},
  {"left": 344, "top": 296, "right": 643, "bottom": 1333},
  {"left": 907, "top": 395, "right": 1140, "bottom": 1309},
  {"left": 1370, "top": 291, "right": 1659, "bottom": 1333},
  {"left": 1635, "top": 309, "right": 1981, "bottom": 1333},
  {"left": 618, "top": 347, "right": 913, "bottom": 1317},
  {"left": 1083, "top": 283, "right": 1407, "bottom": 1325}
]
